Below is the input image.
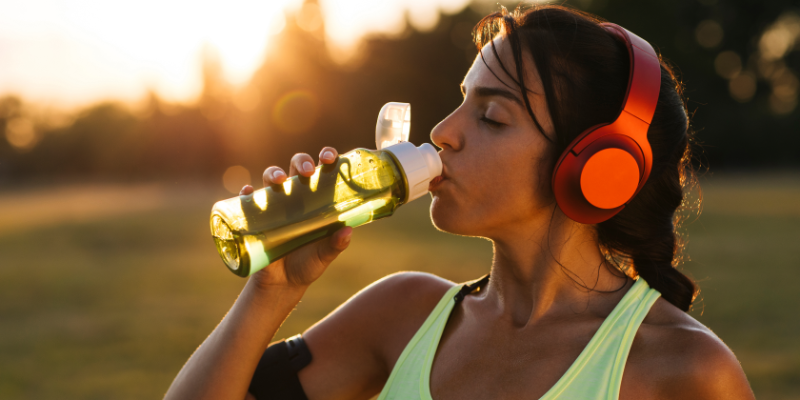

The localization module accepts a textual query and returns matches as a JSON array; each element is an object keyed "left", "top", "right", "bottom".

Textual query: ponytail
[{"left": 598, "top": 65, "right": 699, "bottom": 311}]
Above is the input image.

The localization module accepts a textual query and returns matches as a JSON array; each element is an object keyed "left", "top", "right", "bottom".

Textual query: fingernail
[
  {"left": 341, "top": 232, "right": 351, "bottom": 247},
  {"left": 303, "top": 161, "right": 314, "bottom": 173},
  {"left": 322, "top": 150, "right": 334, "bottom": 161},
  {"left": 273, "top": 170, "right": 285, "bottom": 180}
]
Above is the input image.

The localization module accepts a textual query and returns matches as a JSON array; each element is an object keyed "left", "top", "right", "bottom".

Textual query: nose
[{"left": 430, "top": 107, "right": 463, "bottom": 151}]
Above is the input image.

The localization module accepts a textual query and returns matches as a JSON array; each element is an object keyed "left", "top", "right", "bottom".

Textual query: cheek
[
  {"left": 430, "top": 153, "right": 538, "bottom": 233},
  {"left": 428, "top": 167, "right": 495, "bottom": 235},
  {"left": 430, "top": 132, "right": 556, "bottom": 234}
]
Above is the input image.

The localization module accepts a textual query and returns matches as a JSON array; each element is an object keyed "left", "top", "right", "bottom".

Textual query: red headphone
[{"left": 551, "top": 23, "right": 662, "bottom": 224}]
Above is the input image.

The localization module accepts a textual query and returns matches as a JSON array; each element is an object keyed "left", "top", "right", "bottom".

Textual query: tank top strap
[
  {"left": 542, "top": 278, "right": 661, "bottom": 400},
  {"left": 377, "top": 283, "right": 462, "bottom": 400},
  {"left": 607, "top": 278, "right": 662, "bottom": 399}
]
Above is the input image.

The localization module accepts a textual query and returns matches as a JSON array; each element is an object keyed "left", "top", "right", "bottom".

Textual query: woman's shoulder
[
  {"left": 342, "top": 271, "right": 457, "bottom": 330},
  {"left": 302, "top": 272, "right": 457, "bottom": 377},
  {"left": 363, "top": 271, "right": 457, "bottom": 309},
  {"left": 308, "top": 271, "right": 455, "bottom": 330},
  {"left": 625, "top": 298, "right": 755, "bottom": 399}
]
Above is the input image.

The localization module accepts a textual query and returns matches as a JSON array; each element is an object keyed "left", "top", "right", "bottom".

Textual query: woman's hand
[
  {"left": 239, "top": 146, "right": 352, "bottom": 291},
  {"left": 166, "top": 149, "right": 349, "bottom": 400}
]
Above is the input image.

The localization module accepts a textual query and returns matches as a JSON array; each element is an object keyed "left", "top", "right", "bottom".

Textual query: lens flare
[
  {"left": 223, "top": 165, "right": 252, "bottom": 194},
  {"left": 272, "top": 90, "right": 319, "bottom": 134}
]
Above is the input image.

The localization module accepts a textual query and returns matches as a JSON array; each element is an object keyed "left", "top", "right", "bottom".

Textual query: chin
[{"left": 429, "top": 195, "right": 479, "bottom": 236}]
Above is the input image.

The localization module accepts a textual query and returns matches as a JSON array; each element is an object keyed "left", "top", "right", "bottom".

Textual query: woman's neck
[{"left": 482, "top": 207, "right": 631, "bottom": 328}]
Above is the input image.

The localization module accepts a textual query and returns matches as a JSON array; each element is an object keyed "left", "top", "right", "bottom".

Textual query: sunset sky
[{"left": 0, "top": 0, "right": 473, "bottom": 109}]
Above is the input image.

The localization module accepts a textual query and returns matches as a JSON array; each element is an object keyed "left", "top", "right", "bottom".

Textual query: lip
[
  {"left": 428, "top": 165, "right": 449, "bottom": 192},
  {"left": 428, "top": 175, "right": 445, "bottom": 191}
]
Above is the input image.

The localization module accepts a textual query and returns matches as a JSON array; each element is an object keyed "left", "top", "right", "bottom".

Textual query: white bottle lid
[
  {"left": 383, "top": 142, "right": 442, "bottom": 203},
  {"left": 375, "top": 101, "right": 442, "bottom": 203}
]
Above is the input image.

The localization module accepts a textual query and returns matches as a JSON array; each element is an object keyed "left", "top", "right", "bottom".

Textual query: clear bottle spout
[{"left": 375, "top": 102, "right": 410, "bottom": 150}]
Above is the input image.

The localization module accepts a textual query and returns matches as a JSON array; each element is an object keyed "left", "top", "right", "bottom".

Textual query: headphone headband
[
  {"left": 601, "top": 23, "right": 662, "bottom": 133},
  {"left": 551, "top": 23, "right": 662, "bottom": 224}
]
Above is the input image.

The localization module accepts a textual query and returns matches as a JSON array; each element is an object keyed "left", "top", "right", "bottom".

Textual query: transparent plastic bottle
[{"left": 210, "top": 103, "right": 442, "bottom": 277}]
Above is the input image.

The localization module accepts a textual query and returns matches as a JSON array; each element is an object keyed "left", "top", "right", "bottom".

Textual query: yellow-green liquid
[{"left": 210, "top": 148, "right": 407, "bottom": 277}]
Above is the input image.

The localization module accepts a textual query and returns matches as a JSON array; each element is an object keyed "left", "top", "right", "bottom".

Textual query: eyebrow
[{"left": 460, "top": 84, "right": 525, "bottom": 108}]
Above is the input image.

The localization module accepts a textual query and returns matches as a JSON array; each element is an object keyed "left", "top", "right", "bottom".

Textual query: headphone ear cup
[
  {"left": 552, "top": 133, "right": 645, "bottom": 223},
  {"left": 580, "top": 148, "right": 640, "bottom": 210}
]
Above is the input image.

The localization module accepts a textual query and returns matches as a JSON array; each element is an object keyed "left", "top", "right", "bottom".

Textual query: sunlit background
[
  {"left": 0, "top": 0, "right": 470, "bottom": 108},
  {"left": 0, "top": 0, "right": 799, "bottom": 399}
]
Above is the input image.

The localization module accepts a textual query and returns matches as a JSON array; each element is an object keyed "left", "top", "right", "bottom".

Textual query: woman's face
[{"left": 429, "top": 36, "right": 558, "bottom": 239}]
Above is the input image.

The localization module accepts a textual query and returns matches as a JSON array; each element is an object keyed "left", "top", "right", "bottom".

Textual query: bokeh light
[
  {"left": 272, "top": 90, "right": 319, "bottom": 134},
  {"left": 729, "top": 72, "right": 757, "bottom": 103},
  {"left": 768, "top": 66, "right": 799, "bottom": 115},
  {"left": 222, "top": 165, "right": 252, "bottom": 194},
  {"left": 714, "top": 51, "right": 742, "bottom": 80},
  {"left": 758, "top": 12, "right": 800, "bottom": 61},
  {"left": 4, "top": 117, "right": 39, "bottom": 151},
  {"left": 695, "top": 19, "right": 724, "bottom": 48}
]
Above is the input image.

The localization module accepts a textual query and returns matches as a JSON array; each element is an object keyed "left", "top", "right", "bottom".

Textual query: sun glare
[
  {"left": 0, "top": 0, "right": 470, "bottom": 108},
  {"left": 0, "top": 0, "right": 298, "bottom": 108},
  {"left": 320, "top": 0, "right": 469, "bottom": 61}
]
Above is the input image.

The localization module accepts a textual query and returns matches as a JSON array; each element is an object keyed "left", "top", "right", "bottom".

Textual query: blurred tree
[{"left": 0, "top": 0, "right": 797, "bottom": 186}]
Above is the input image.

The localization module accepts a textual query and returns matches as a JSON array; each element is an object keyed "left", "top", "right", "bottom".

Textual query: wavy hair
[{"left": 473, "top": 5, "right": 700, "bottom": 311}]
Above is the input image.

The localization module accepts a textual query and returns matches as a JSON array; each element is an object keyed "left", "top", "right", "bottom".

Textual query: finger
[
  {"left": 239, "top": 185, "right": 254, "bottom": 196},
  {"left": 318, "top": 147, "right": 339, "bottom": 165},
  {"left": 263, "top": 167, "right": 287, "bottom": 186},
  {"left": 316, "top": 227, "right": 353, "bottom": 266},
  {"left": 289, "top": 153, "right": 316, "bottom": 177}
]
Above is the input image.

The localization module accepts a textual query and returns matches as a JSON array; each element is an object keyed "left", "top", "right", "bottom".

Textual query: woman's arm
[
  {"left": 165, "top": 272, "right": 315, "bottom": 400},
  {"left": 165, "top": 148, "right": 352, "bottom": 400}
]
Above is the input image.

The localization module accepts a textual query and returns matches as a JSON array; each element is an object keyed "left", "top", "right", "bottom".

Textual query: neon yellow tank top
[{"left": 377, "top": 277, "right": 661, "bottom": 400}]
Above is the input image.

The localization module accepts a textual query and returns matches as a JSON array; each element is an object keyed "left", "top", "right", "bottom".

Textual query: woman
[{"left": 166, "top": 5, "right": 754, "bottom": 400}]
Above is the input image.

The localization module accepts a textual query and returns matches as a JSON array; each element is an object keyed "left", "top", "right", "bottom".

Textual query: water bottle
[{"left": 210, "top": 103, "right": 442, "bottom": 277}]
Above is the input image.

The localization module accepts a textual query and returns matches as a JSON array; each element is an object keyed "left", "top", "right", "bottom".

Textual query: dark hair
[{"left": 473, "top": 5, "right": 699, "bottom": 311}]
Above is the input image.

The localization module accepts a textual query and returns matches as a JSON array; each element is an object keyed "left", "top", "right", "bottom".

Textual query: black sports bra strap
[{"left": 453, "top": 273, "right": 490, "bottom": 303}]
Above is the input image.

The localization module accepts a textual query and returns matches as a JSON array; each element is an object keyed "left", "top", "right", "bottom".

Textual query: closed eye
[{"left": 480, "top": 116, "right": 504, "bottom": 128}]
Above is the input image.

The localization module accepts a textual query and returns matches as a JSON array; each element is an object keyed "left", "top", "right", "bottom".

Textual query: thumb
[{"left": 316, "top": 227, "right": 353, "bottom": 266}]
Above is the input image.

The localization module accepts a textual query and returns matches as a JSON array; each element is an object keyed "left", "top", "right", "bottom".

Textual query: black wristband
[{"left": 248, "top": 335, "right": 312, "bottom": 400}]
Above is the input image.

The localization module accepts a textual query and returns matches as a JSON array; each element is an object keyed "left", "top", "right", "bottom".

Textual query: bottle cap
[
  {"left": 375, "top": 101, "right": 442, "bottom": 202},
  {"left": 383, "top": 142, "right": 442, "bottom": 203},
  {"left": 375, "top": 102, "right": 411, "bottom": 150}
]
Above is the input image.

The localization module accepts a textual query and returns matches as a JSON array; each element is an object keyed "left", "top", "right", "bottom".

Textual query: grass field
[{"left": 0, "top": 173, "right": 798, "bottom": 399}]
